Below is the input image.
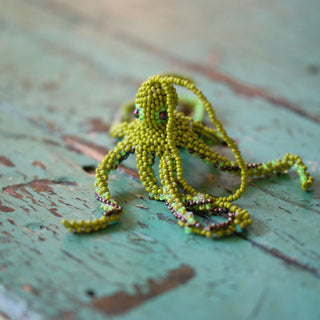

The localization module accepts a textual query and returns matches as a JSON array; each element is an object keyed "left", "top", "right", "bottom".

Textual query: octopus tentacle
[
  {"left": 182, "top": 203, "right": 252, "bottom": 238},
  {"left": 166, "top": 146, "right": 198, "bottom": 198},
  {"left": 186, "top": 133, "right": 232, "bottom": 169},
  {"left": 184, "top": 134, "right": 244, "bottom": 204},
  {"left": 191, "top": 120, "right": 225, "bottom": 146},
  {"left": 168, "top": 147, "right": 198, "bottom": 197},
  {"left": 136, "top": 150, "right": 164, "bottom": 199},
  {"left": 160, "top": 151, "right": 251, "bottom": 237},
  {"left": 168, "top": 77, "right": 249, "bottom": 204},
  {"left": 62, "top": 138, "right": 133, "bottom": 233},
  {"left": 159, "top": 152, "right": 188, "bottom": 215},
  {"left": 110, "top": 120, "right": 137, "bottom": 138},
  {"left": 205, "top": 150, "right": 313, "bottom": 191},
  {"left": 245, "top": 153, "right": 313, "bottom": 190}
]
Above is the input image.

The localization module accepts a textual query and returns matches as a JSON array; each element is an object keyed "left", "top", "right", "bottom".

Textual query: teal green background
[{"left": 0, "top": 0, "right": 320, "bottom": 319}]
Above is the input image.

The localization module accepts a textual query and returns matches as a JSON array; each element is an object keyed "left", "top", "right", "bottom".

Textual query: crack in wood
[
  {"left": 61, "top": 250, "right": 105, "bottom": 279},
  {"left": 252, "top": 184, "right": 319, "bottom": 214},
  {"left": 248, "top": 288, "right": 268, "bottom": 319},
  {"left": 237, "top": 233, "right": 320, "bottom": 278},
  {"left": 86, "top": 118, "right": 110, "bottom": 133},
  {"left": 31, "top": 161, "right": 47, "bottom": 171}
]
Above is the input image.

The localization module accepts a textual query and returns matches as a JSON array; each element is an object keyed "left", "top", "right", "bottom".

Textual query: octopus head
[{"left": 134, "top": 75, "right": 178, "bottom": 129}]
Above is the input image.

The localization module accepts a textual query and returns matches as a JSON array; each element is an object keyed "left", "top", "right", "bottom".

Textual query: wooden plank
[
  {"left": 0, "top": 0, "right": 319, "bottom": 319},
  {"left": 18, "top": 0, "right": 320, "bottom": 122}
]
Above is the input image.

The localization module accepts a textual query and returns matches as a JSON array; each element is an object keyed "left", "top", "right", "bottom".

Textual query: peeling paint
[
  {"left": 86, "top": 118, "right": 110, "bottom": 133},
  {"left": 64, "top": 135, "right": 108, "bottom": 159},
  {"left": 31, "top": 161, "right": 47, "bottom": 171},
  {"left": 20, "top": 78, "right": 32, "bottom": 90},
  {"left": 93, "top": 264, "right": 195, "bottom": 315},
  {"left": 0, "top": 200, "right": 15, "bottom": 213},
  {"left": 49, "top": 208, "right": 62, "bottom": 217},
  {"left": 64, "top": 135, "right": 140, "bottom": 180},
  {"left": 21, "top": 284, "right": 40, "bottom": 296},
  {"left": 41, "top": 81, "right": 58, "bottom": 91},
  {"left": 156, "top": 213, "right": 176, "bottom": 224},
  {"left": 0, "top": 156, "right": 15, "bottom": 167},
  {"left": 135, "top": 204, "right": 148, "bottom": 210},
  {"left": 0, "top": 310, "right": 11, "bottom": 320},
  {"left": 6, "top": 219, "right": 16, "bottom": 226},
  {"left": 42, "top": 138, "right": 60, "bottom": 146},
  {"left": 2, "top": 231, "right": 13, "bottom": 238},
  {"left": 137, "top": 221, "right": 148, "bottom": 229},
  {"left": 135, "top": 194, "right": 145, "bottom": 200},
  {"left": 2, "top": 179, "right": 77, "bottom": 200}
]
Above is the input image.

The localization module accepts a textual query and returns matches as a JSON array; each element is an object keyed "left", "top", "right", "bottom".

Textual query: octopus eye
[
  {"left": 133, "top": 108, "right": 140, "bottom": 118},
  {"left": 159, "top": 111, "right": 168, "bottom": 120},
  {"left": 154, "top": 106, "right": 168, "bottom": 124}
]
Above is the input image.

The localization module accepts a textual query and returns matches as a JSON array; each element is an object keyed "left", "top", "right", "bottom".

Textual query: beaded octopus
[{"left": 62, "top": 75, "right": 314, "bottom": 238}]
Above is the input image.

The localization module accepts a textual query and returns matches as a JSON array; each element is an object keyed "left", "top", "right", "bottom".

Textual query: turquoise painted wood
[{"left": 0, "top": 0, "right": 320, "bottom": 319}]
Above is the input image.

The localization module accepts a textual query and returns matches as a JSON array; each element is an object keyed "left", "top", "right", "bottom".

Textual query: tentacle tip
[
  {"left": 215, "top": 231, "right": 224, "bottom": 238},
  {"left": 301, "top": 178, "right": 314, "bottom": 191},
  {"left": 184, "top": 227, "right": 192, "bottom": 234},
  {"left": 61, "top": 219, "right": 68, "bottom": 227},
  {"left": 301, "top": 185, "right": 311, "bottom": 192},
  {"left": 205, "top": 231, "right": 213, "bottom": 238}
]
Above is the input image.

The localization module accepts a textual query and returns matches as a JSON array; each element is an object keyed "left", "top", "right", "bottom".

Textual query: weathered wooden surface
[{"left": 0, "top": 0, "right": 320, "bottom": 319}]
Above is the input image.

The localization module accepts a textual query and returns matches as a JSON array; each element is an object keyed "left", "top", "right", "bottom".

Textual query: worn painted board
[
  {"left": 19, "top": 0, "right": 320, "bottom": 121},
  {"left": 0, "top": 0, "right": 320, "bottom": 319}
]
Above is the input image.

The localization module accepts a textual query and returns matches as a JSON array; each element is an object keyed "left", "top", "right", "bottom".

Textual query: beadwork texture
[{"left": 62, "top": 75, "right": 314, "bottom": 237}]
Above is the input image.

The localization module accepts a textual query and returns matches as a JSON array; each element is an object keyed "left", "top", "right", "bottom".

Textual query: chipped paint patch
[
  {"left": 64, "top": 135, "right": 140, "bottom": 180},
  {"left": 137, "top": 221, "right": 148, "bottom": 229},
  {"left": 41, "top": 81, "right": 58, "bottom": 91},
  {"left": 93, "top": 264, "right": 195, "bottom": 315},
  {"left": 49, "top": 208, "right": 62, "bottom": 217},
  {"left": 21, "top": 284, "right": 40, "bottom": 296},
  {"left": 156, "top": 213, "right": 176, "bottom": 224},
  {"left": 131, "top": 231, "right": 156, "bottom": 243},
  {"left": 2, "top": 179, "right": 77, "bottom": 200},
  {"left": 135, "top": 204, "right": 148, "bottom": 210},
  {"left": 86, "top": 118, "right": 110, "bottom": 133},
  {"left": 0, "top": 156, "right": 15, "bottom": 167},
  {"left": 31, "top": 161, "right": 47, "bottom": 171},
  {"left": 0, "top": 200, "right": 15, "bottom": 213},
  {"left": 6, "top": 219, "right": 16, "bottom": 225}
]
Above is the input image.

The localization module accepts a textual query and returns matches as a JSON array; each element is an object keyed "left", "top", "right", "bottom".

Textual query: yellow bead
[{"left": 240, "top": 222, "right": 247, "bottom": 230}]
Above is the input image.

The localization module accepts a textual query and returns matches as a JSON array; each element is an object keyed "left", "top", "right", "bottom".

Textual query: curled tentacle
[
  {"left": 62, "top": 139, "right": 133, "bottom": 233},
  {"left": 185, "top": 134, "right": 247, "bottom": 203},
  {"left": 246, "top": 153, "right": 313, "bottom": 191},
  {"left": 191, "top": 119, "right": 226, "bottom": 146},
  {"left": 158, "top": 151, "right": 251, "bottom": 238},
  {"left": 176, "top": 203, "right": 251, "bottom": 238},
  {"left": 208, "top": 152, "right": 313, "bottom": 191}
]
